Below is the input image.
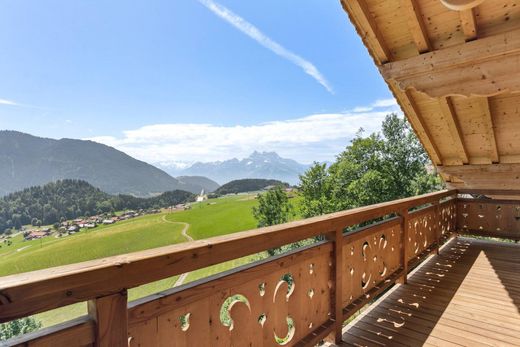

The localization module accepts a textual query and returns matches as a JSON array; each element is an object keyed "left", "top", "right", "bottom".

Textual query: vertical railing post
[
  {"left": 433, "top": 200, "right": 441, "bottom": 255},
  {"left": 88, "top": 290, "right": 128, "bottom": 347},
  {"left": 398, "top": 209, "right": 409, "bottom": 284},
  {"left": 328, "top": 226, "right": 344, "bottom": 344}
]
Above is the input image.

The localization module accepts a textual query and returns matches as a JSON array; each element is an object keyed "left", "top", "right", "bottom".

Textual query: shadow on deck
[{"left": 333, "top": 237, "right": 520, "bottom": 347}]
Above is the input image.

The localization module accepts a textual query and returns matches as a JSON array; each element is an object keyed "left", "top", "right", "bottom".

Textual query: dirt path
[{"left": 161, "top": 215, "right": 193, "bottom": 286}]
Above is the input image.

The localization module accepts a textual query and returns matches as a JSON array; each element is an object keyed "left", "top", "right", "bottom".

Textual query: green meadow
[{"left": 1, "top": 193, "right": 299, "bottom": 327}]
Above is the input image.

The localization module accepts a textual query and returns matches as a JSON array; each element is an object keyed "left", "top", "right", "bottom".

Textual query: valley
[{"left": 0, "top": 193, "right": 302, "bottom": 327}]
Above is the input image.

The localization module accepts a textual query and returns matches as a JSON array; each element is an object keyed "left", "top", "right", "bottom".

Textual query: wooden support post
[
  {"left": 88, "top": 291, "right": 128, "bottom": 347},
  {"left": 398, "top": 209, "right": 409, "bottom": 284},
  {"left": 433, "top": 201, "right": 441, "bottom": 255},
  {"left": 333, "top": 227, "right": 344, "bottom": 343}
]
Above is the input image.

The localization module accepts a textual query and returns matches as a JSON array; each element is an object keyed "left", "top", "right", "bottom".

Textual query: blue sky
[{"left": 0, "top": 0, "right": 398, "bottom": 165}]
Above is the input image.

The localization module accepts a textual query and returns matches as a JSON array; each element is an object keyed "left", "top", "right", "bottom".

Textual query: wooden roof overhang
[{"left": 340, "top": 0, "right": 520, "bottom": 190}]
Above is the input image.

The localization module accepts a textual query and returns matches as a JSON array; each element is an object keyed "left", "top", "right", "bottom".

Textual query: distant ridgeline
[
  {"left": 0, "top": 179, "right": 195, "bottom": 233},
  {"left": 212, "top": 179, "right": 289, "bottom": 196}
]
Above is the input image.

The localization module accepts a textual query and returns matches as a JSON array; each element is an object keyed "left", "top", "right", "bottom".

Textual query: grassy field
[
  {"left": 1, "top": 194, "right": 285, "bottom": 327},
  {"left": 166, "top": 194, "right": 259, "bottom": 239},
  {"left": 0, "top": 213, "right": 186, "bottom": 276}
]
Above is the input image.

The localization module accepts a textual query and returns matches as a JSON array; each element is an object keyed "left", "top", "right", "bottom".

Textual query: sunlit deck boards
[{"left": 337, "top": 237, "right": 520, "bottom": 347}]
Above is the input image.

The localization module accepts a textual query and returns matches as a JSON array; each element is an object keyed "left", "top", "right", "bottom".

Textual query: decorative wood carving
[
  {"left": 457, "top": 199, "right": 520, "bottom": 240},
  {"left": 440, "top": 0, "right": 486, "bottom": 11}
]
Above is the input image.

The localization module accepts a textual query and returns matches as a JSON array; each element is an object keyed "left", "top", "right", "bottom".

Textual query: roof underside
[{"left": 341, "top": 0, "right": 520, "bottom": 190}]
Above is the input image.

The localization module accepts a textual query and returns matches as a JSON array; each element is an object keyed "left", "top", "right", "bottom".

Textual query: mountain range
[
  {"left": 0, "top": 131, "right": 219, "bottom": 197},
  {"left": 159, "top": 151, "right": 309, "bottom": 185}
]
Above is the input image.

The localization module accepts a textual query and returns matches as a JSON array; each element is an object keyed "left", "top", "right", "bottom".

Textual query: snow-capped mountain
[{"left": 160, "top": 151, "right": 309, "bottom": 185}]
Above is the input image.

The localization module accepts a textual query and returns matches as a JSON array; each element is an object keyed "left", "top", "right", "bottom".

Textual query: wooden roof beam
[
  {"left": 459, "top": 8, "right": 478, "bottom": 41},
  {"left": 479, "top": 97, "right": 499, "bottom": 163},
  {"left": 341, "top": 0, "right": 393, "bottom": 64},
  {"left": 380, "top": 28, "right": 520, "bottom": 98},
  {"left": 401, "top": 0, "right": 432, "bottom": 53},
  {"left": 439, "top": 163, "right": 520, "bottom": 190},
  {"left": 403, "top": 90, "right": 443, "bottom": 164},
  {"left": 438, "top": 97, "right": 469, "bottom": 164}
]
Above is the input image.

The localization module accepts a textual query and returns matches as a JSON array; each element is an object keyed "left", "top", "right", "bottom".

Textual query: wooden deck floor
[{"left": 335, "top": 237, "right": 520, "bottom": 347}]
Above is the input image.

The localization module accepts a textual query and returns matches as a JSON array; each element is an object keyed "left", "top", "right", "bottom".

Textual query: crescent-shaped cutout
[{"left": 440, "top": 0, "right": 486, "bottom": 11}]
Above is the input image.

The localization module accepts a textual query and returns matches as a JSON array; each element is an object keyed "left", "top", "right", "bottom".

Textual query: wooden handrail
[
  {"left": 0, "top": 189, "right": 461, "bottom": 347},
  {"left": 0, "top": 189, "right": 456, "bottom": 323}
]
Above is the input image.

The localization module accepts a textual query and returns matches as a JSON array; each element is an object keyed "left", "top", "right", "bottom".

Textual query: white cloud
[
  {"left": 351, "top": 98, "right": 399, "bottom": 113},
  {"left": 198, "top": 0, "right": 333, "bottom": 94},
  {"left": 87, "top": 100, "right": 401, "bottom": 166},
  {"left": 372, "top": 98, "right": 398, "bottom": 108},
  {"left": 0, "top": 98, "right": 19, "bottom": 106}
]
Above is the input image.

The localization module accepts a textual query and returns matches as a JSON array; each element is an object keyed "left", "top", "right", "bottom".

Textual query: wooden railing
[
  {"left": 457, "top": 189, "right": 520, "bottom": 241},
  {"left": 1, "top": 190, "right": 459, "bottom": 347}
]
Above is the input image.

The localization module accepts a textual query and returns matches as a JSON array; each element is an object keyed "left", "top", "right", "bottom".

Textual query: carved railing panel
[
  {"left": 341, "top": 219, "right": 402, "bottom": 307},
  {"left": 440, "top": 199, "right": 457, "bottom": 238},
  {"left": 407, "top": 206, "right": 437, "bottom": 262},
  {"left": 457, "top": 199, "right": 520, "bottom": 240},
  {"left": 127, "top": 244, "right": 333, "bottom": 347}
]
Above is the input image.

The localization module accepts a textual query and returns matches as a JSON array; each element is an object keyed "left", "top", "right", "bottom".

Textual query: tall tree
[
  {"left": 299, "top": 114, "right": 443, "bottom": 219},
  {"left": 252, "top": 186, "right": 293, "bottom": 228},
  {"left": 252, "top": 186, "right": 299, "bottom": 256}
]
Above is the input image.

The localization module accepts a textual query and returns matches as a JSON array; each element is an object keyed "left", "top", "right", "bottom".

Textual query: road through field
[{"left": 161, "top": 215, "right": 193, "bottom": 286}]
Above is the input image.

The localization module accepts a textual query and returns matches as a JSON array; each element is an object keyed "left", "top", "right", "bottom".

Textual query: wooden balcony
[
  {"left": 329, "top": 238, "right": 520, "bottom": 346},
  {"left": 2, "top": 189, "right": 520, "bottom": 346}
]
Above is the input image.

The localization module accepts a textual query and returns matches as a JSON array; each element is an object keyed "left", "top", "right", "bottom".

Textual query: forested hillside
[
  {"left": 0, "top": 180, "right": 194, "bottom": 233},
  {"left": 213, "top": 179, "right": 288, "bottom": 196},
  {"left": 0, "top": 131, "right": 204, "bottom": 196}
]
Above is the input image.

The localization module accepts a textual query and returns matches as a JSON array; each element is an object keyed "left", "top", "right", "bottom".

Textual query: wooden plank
[
  {"left": 440, "top": 163, "right": 520, "bottom": 190},
  {"left": 88, "top": 292, "right": 128, "bottom": 347},
  {"left": 398, "top": 210, "right": 409, "bottom": 284},
  {"left": 342, "top": 217, "right": 402, "bottom": 245},
  {"left": 6, "top": 316, "right": 95, "bottom": 347},
  {"left": 128, "top": 243, "right": 332, "bottom": 325},
  {"left": 380, "top": 28, "right": 520, "bottom": 98},
  {"left": 340, "top": 0, "right": 392, "bottom": 63},
  {"left": 0, "top": 190, "right": 456, "bottom": 322},
  {"left": 459, "top": 9, "right": 478, "bottom": 41},
  {"left": 339, "top": 238, "right": 520, "bottom": 347},
  {"left": 457, "top": 188, "right": 520, "bottom": 196},
  {"left": 400, "top": 0, "right": 432, "bottom": 53},
  {"left": 390, "top": 84, "right": 442, "bottom": 164},
  {"left": 438, "top": 97, "right": 469, "bottom": 164},
  {"left": 404, "top": 90, "right": 443, "bottom": 164},
  {"left": 479, "top": 97, "right": 499, "bottom": 163},
  {"left": 332, "top": 228, "right": 344, "bottom": 343}
]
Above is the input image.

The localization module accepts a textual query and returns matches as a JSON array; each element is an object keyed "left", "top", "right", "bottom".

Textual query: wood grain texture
[
  {"left": 7, "top": 316, "right": 95, "bottom": 347},
  {"left": 88, "top": 292, "right": 128, "bottom": 347},
  {"left": 128, "top": 244, "right": 333, "bottom": 347},
  {"left": 381, "top": 28, "right": 520, "bottom": 98},
  {"left": 334, "top": 237, "right": 520, "bottom": 347}
]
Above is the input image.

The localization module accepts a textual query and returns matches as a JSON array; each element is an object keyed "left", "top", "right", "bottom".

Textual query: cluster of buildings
[
  {"left": 24, "top": 228, "right": 52, "bottom": 240},
  {"left": 23, "top": 209, "right": 161, "bottom": 241}
]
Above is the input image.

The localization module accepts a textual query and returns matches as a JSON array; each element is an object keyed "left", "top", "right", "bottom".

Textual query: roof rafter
[
  {"left": 479, "top": 97, "right": 499, "bottom": 163},
  {"left": 403, "top": 90, "right": 443, "bottom": 164},
  {"left": 459, "top": 8, "right": 478, "bottom": 41},
  {"left": 438, "top": 97, "right": 469, "bottom": 164},
  {"left": 341, "top": 0, "right": 393, "bottom": 63},
  {"left": 401, "top": 0, "right": 432, "bottom": 53}
]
